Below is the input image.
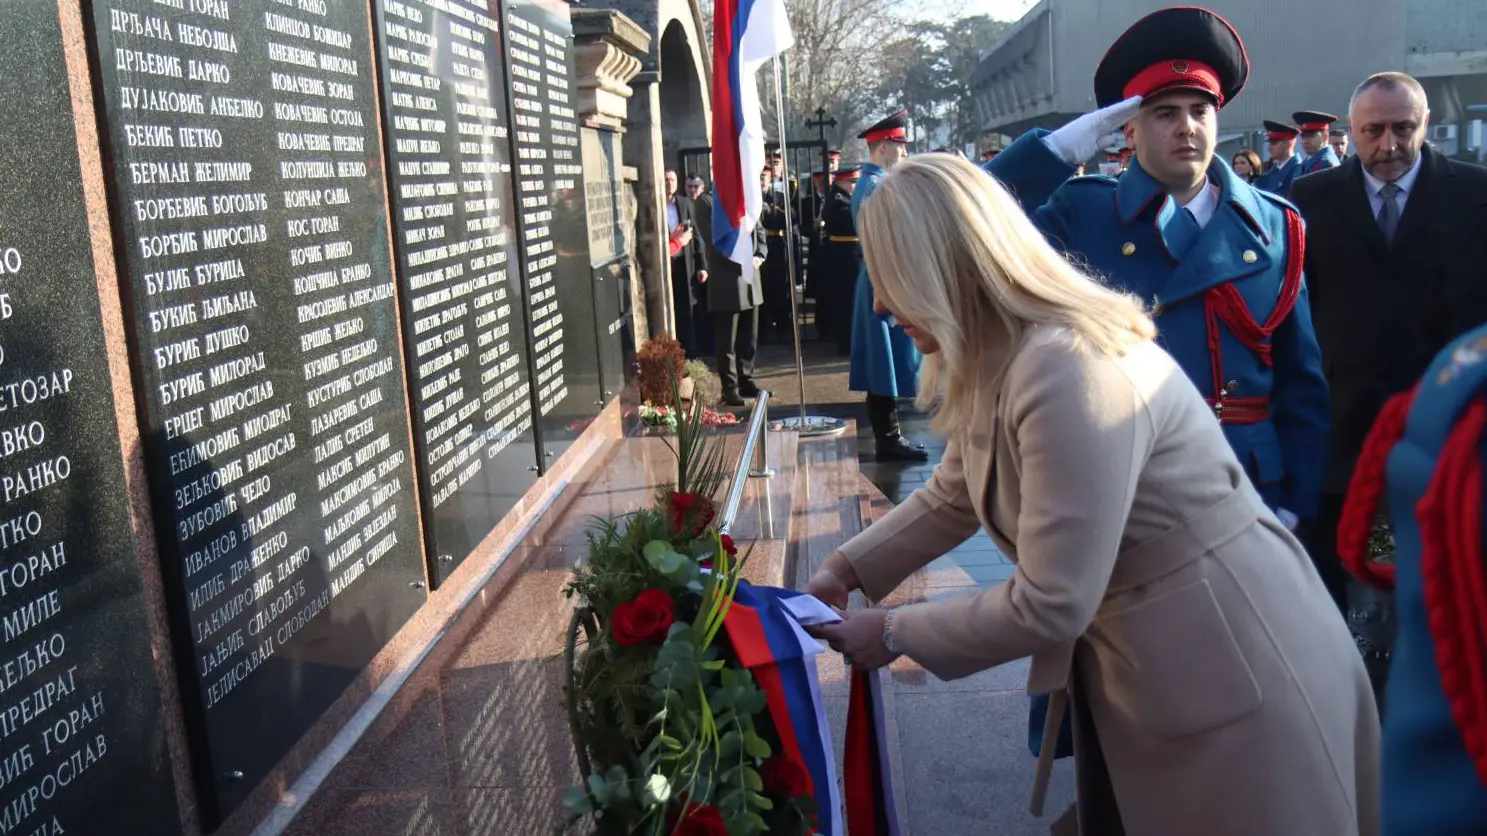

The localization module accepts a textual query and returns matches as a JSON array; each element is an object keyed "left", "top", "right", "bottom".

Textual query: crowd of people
[{"left": 767, "top": 5, "right": 1484, "bottom": 835}]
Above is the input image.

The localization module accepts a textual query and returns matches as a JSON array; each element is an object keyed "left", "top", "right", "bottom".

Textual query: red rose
[
  {"left": 668, "top": 801, "right": 726, "bottom": 836},
  {"left": 669, "top": 492, "right": 715, "bottom": 536},
  {"left": 610, "top": 589, "right": 675, "bottom": 646},
  {"left": 720, "top": 534, "right": 737, "bottom": 557},
  {"left": 760, "top": 755, "right": 812, "bottom": 799}
]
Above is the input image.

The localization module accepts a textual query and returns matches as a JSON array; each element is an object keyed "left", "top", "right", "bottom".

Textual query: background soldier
[
  {"left": 1295, "top": 110, "right": 1342, "bottom": 174},
  {"left": 758, "top": 166, "right": 794, "bottom": 343},
  {"left": 849, "top": 110, "right": 927, "bottom": 462},
  {"left": 1256, "top": 120, "right": 1304, "bottom": 196},
  {"left": 820, "top": 166, "right": 859, "bottom": 356},
  {"left": 1330, "top": 127, "right": 1350, "bottom": 161}
]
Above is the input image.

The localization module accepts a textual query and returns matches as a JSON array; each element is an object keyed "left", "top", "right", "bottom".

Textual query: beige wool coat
[{"left": 838, "top": 325, "right": 1380, "bottom": 835}]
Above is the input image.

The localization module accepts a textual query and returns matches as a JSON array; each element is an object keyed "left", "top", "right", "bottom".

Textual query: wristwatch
[{"left": 882, "top": 608, "right": 901, "bottom": 656}]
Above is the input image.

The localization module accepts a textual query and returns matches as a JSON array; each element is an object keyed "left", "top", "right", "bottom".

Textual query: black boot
[{"left": 867, "top": 394, "right": 927, "bottom": 462}]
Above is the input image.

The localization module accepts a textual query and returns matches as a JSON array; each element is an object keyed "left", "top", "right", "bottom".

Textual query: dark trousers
[
  {"left": 866, "top": 394, "right": 902, "bottom": 440},
  {"left": 670, "top": 259, "right": 697, "bottom": 356},
  {"left": 714, "top": 307, "right": 758, "bottom": 395},
  {"left": 1301, "top": 492, "right": 1353, "bottom": 617}
]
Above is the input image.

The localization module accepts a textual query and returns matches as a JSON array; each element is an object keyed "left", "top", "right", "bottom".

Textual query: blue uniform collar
[{"left": 1117, "top": 155, "right": 1269, "bottom": 241}]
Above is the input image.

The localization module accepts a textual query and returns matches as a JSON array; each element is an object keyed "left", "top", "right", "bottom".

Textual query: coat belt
[
  {"left": 827, "top": 234, "right": 858, "bottom": 243},
  {"left": 766, "top": 229, "right": 787, "bottom": 237},
  {"left": 1203, "top": 394, "right": 1270, "bottom": 424}
]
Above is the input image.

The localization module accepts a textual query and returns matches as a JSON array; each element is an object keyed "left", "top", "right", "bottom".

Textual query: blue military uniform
[
  {"left": 1340, "top": 324, "right": 1487, "bottom": 834},
  {"left": 1255, "top": 120, "right": 1304, "bottom": 197},
  {"left": 1295, "top": 110, "right": 1342, "bottom": 176},
  {"left": 989, "top": 5, "right": 1331, "bottom": 765},
  {"left": 847, "top": 161, "right": 920, "bottom": 399},
  {"left": 848, "top": 110, "right": 926, "bottom": 461}
]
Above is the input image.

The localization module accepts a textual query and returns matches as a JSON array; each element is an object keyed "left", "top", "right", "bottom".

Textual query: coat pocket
[{"left": 1090, "top": 578, "right": 1262, "bottom": 739}]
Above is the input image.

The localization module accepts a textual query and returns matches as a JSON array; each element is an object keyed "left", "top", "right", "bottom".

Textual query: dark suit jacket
[
  {"left": 693, "top": 194, "right": 767, "bottom": 313},
  {"left": 667, "top": 195, "right": 705, "bottom": 305},
  {"left": 1291, "top": 144, "right": 1487, "bottom": 492}
]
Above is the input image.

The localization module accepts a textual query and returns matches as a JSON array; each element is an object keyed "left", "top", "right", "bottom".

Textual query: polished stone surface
[
  {"left": 86, "top": 0, "right": 426, "bottom": 823},
  {"left": 0, "top": 4, "right": 181, "bottom": 831},
  {"left": 373, "top": 0, "right": 541, "bottom": 586},
  {"left": 503, "top": 0, "right": 604, "bottom": 469}
]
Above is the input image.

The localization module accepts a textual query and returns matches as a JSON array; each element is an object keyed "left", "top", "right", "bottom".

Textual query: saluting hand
[{"left": 1045, "top": 95, "right": 1143, "bottom": 166}]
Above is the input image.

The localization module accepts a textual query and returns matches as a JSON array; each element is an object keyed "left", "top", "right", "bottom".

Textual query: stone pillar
[{"left": 624, "top": 70, "right": 673, "bottom": 339}]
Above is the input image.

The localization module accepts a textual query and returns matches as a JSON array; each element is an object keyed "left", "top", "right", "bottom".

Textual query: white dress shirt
[
  {"left": 1178, "top": 178, "right": 1220, "bottom": 228},
  {"left": 666, "top": 198, "right": 679, "bottom": 232},
  {"left": 1362, "top": 153, "right": 1423, "bottom": 218}
]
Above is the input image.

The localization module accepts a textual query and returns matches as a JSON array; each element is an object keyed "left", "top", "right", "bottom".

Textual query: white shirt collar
[
  {"left": 1362, "top": 152, "right": 1423, "bottom": 199},
  {"left": 1178, "top": 179, "right": 1220, "bottom": 228}
]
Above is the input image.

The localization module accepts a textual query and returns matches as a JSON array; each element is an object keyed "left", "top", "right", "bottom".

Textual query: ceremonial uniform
[
  {"left": 849, "top": 110, "right": 926, "bottom": 460},
  {"left": 759, "top": 180, "right": 793, "bottom": 341},
  {"left": 819, "top": 168, "right": 859, "bottom": 354},
  {"left": 1256, "top": 120, "right": 1304, "bottom": 197},
  {"left": 801, "top": 170, "right": 829, "bottom": 340},
  {"left": 849, "top": 161, "right": 920, "bottom": 399},
  {"left": 993, "top": 5, "right": 1331, "bottom": 772},
  {"left": 1296, "top": 110, "right": 1341, "bottom": 175},
  {"left": 1339, "top": 324, "right": 1487, "bottom": 835}
]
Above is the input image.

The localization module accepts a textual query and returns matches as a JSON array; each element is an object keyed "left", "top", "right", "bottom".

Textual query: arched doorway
[{"left": 659, "top": 17, "right": 710, "bottom": 180}]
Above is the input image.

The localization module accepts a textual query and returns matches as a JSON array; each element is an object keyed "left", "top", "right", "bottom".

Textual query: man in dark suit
[
  {"left": 1291, "top": 71, "right": 1487, "bottom": 621},
  {"left": 664, "top": 170, "right": 707, "bottom": 357},
  {"left": 694, "top": 186, "right": 769, "bottom": 406}
]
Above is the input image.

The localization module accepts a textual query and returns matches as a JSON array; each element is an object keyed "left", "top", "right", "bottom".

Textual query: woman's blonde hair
[{"left": 858, "top": 153, "right": 1156, "bottom": 436}]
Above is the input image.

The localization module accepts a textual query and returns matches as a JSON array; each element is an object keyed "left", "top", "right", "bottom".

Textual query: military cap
[
  {"left": 1329, "top": 128, "right": 1346, "bottom": 138},
  {"left": 1292, "top": 111, "right": 1338, "bottom": 134},
  {"left": 1094, "top": 7, "right": 1249, "bottom": 108},
  {"left": 834, "top": 166, "right": 860, "bottom": 181},
  {"left": 828, "top": 149, "right": 842, "bottom": 159},
  {"left": 981, "top": 149, "right": 1000, "bottom": 161},
  {"left": 858, "top": 109, "right": 909, "bottom": 144},
  {"left": 1263, "top": 120, "right": 1300, "bottom": 140}
]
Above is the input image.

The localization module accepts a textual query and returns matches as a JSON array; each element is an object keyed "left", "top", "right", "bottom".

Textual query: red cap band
[
  {"left": 1267, "top": 131, "right": 1293, "bottom": 141},
  {"left": 836, "top": 170, "right": 859, "bottom": 181},
  {"left": 1122, "top": 58, "right": 1224, "bottom": 104},
  {"left": 1298, "top": 121, "right": 1330, "bottom": 132},
  {"left": 864, "top": 126, "right": 907, "bottom": 144}
]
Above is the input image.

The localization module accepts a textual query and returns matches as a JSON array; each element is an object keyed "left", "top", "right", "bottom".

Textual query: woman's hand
[
  {"left": 803, "top": 551, "right": 860, "bottom": 609},
  {"left": 814, "top": 609, "right": 897, "bottom": 670}
]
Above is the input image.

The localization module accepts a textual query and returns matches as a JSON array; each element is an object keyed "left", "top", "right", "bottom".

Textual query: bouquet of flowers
[
  {"left": 562, "top": 378, "right": 821, "bottom": 835},
  {"left": 640, "top": 403, "right": 680, "bottom": 430}
]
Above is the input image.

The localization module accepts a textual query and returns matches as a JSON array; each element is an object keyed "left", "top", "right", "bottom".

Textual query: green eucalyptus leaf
[
  {"left": 561, "top": 787, "right": 594, "bottom": 813},
  {"left": 659, "top": 551, "right": 686, "bottom": 575},
  {"left": 700, "top": 659, "right": 725, "bottom": 671},
  {"left": 742, "top": 766, "right": 763, "bottom": 792},
  {"left": 743, "top": 732, "right": 772, "bottom": 759},
  {"left": 587, "top": 774, "right": 610, "bottom": 805},
  {"left": 744, "top": 812, "right": 770, "bottom": 831},
  {"left": 747, "top": 791, "right": 774, "bottom": 811},
  {"left": 642, "top": 540, "right": 672, "bottom": 566}
]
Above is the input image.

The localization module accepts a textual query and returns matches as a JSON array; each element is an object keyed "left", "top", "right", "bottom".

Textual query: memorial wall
[
  {"left": 0, "top": 2, "right": 183, "bottom": 831},
  {"left": 0, "top": 0, "right": 634, "bottom": 828}
]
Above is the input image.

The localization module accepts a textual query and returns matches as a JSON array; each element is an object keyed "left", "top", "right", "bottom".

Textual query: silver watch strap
[{"left": 882, "top": 608, "right": 900, "bottom": 655}]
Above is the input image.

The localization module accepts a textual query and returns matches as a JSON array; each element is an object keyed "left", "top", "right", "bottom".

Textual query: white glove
[
  {"left": 1043, "top": 96, "right": 1143, "bottom": 166},
  {"left": 1276, "top": 508, "right": 1299, "bottom": 532}
]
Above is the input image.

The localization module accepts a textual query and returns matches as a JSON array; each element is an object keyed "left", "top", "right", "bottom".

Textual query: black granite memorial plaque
[
  {"left": 582, "top": 127, "right": 633, "bottom": 400},
  {"left": 501, "top": 0, "right": 603, "bottom": 466},
  {"left": 0, "top": 4, "right": 183, "bottom": 834},
  {"left": 372, "top": 0, "right": 540, "bottom": 585},
  {"left": 84, "top": 0, "right": 426, "bottom": 823}
]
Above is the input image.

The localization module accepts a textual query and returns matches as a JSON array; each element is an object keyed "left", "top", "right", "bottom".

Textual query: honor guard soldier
[
  {"left": 819, "top": 166, "right": 859, "bottom": 355},
  {"left": 850, "top": 110, "right": 927, "bottom": 461},
  {"left": 828, "top": 149, "right": 841, "bottom": 173},
  {"left": 758, "top": 165, "right": 793, "bottom": 343},
  {"left": 1295, "top": 110, "right": 1341, "bottom": 175},
  {"left": 1338, "top": 324, "right": 1487, "bottom": 835},
  {"left": 1256, "top": 120, "right": 1304, "bottom": 196},
  {"left": 802, "top": 167, "right": 829, "bottom": 340},
  {"left": 984, "top": 4, "right": 1330, "bottom": 777}
]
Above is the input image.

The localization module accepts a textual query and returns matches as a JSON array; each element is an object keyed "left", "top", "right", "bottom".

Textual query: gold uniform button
[
  {"left": 1242, "top": 249, "right": 1258, "bottom": 264},
  {"left": 1226, "top": 380, "right": 1239, "bottom": 392},
  {"left": 1121, "top": 242, "right": 1136, "bottom": 256}
]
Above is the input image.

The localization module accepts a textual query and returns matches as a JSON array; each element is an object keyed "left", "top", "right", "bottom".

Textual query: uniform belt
[
  {"left": 827, "top": 235, "right": 858, "bottom": 243},
  {"left": 1203, "top": 395, "right": 1270, "bottom": 425},
  {"left": 766, "top": 229, "right": 787, "bottom": 237}
]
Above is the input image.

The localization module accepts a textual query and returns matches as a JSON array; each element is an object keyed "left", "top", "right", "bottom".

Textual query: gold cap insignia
[
  {"left": 1121, "top": 242, "right": 1136, "bottom": 256},
  {"left": 1242, "top": 249, "right": 1258, "bottom": 263}
]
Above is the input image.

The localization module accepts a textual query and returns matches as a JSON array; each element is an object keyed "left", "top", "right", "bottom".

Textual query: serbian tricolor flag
[
  {"left": 724, "top": 583, "right": 840, "bottom": 834},
  {"left": 710, "top": 0, "right": 792, "bottom": 286}
]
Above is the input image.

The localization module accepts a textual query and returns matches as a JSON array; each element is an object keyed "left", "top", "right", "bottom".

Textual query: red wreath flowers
[
  {"left": 668, "top": 800, "right": 727, "bottom": 836},
  {"left": 669, "top": 491, "right": 716, "bottom": 537},
  {"left": 760, "top": 755, "right": 812, "bottom": 799},
  {"left": 610, "top": 589, "right": 675, "bottom": 646}
]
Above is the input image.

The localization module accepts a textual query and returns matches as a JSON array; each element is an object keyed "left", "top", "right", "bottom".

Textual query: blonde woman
[{"left": 806, "top": 155, "right": 1379, "bottom": 835}]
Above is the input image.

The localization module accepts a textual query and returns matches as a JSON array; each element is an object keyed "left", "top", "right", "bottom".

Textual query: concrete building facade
[{"left": 971, "top": 0, "right": 1486, "bottom": 161}]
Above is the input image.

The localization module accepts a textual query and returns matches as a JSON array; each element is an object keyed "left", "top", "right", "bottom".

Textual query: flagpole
[{"left": 770, "top": 54, "right": 847, "bottom": 438}]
